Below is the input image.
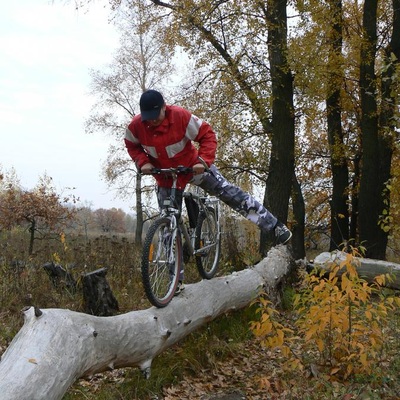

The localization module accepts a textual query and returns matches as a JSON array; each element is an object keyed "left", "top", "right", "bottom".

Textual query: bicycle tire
[
  {"left": 195, "top": 207, "right": 220, "bottom": 279},
  {"left": 141, "top": 217, "right": 182, "bottom": 308}
]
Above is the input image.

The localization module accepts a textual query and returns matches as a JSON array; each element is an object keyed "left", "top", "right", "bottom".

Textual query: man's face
[{"left": 147, "top": 105, "right": 166, "bottom": 127}]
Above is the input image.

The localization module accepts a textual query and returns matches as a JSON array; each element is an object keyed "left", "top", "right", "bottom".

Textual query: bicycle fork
[{"left": 165, "top": 216, "right": 184, "bottom": 282}]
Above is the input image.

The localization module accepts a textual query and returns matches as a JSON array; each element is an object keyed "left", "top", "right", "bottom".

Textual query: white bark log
[
  {"left": 313, "top": 250, "right": 400, "bottom": 289},
  {"left": 0, "top": 246, "right": 293, "bottom": 400}
]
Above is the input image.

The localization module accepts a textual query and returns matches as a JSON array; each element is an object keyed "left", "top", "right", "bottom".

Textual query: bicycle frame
[
  {"left": 141, "top": 166, "right": 221, "bottom": 307},
  {"left": 155, "top": 168, "right": 220, "bottom": 262},
  {"left": 180, "top": 191, "right": 220, "bottom": 259}
]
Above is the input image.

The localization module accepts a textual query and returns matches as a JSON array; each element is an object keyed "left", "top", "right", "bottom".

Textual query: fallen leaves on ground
[
  {"left": 162, "top": 339, "right": 311, "bottom": 400},
  {"left": 161, "top": 337, "right": 400, "bottom": 400}
]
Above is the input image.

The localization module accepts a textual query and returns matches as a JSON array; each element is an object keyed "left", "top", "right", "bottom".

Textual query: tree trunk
[
  {"left": 358, "top": 0, "right": 387, "bottom": 259},
  {"left": 326, "top": 0, "right": 349, "bottom": 251},
  {"left": 151, "top": 0, "right": 297, "bottom": 255},
  {"left": 350, "top": 154, "right": 360, "bottom": 241},
  {"left": 0, "top": 246, "right": 293, "bottom": 400},
  {"left": 313, "top": 250, "right": 400, "bottom": 290},
  {"left": 261, "top": 0, "right": 295, "bottom": 252},
  {"left": 375, "top": 0, "right": 400, "bottom": 252},
  {"left": 28, "top": 218, "right": 35, "bottom": 256}
]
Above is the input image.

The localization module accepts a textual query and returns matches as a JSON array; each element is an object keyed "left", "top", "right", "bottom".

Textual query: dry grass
[{"left": 2, "top": 230, "right": 400, "bottom": 399}]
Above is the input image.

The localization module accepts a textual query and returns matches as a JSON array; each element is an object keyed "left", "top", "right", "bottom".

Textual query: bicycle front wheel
[
  {"left": 141, "top": 217, "right": 182, "bottom": 308},
  {"left": 195, "top": 207, "right": 220, "bottom": 279}
]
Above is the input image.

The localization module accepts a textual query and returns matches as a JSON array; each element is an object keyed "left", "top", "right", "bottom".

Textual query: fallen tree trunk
[
  {"left": 312, "top": 250, "right": 400, "bottom": 290},
  {"left": 0, "top": 246, "right": 293, "bottom": 400}
]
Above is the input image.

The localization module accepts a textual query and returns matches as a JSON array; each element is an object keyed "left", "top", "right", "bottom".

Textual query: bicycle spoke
[
  {"left": 141, "top": 218, "right": 181, "bottom": 308},
  {"left": 195, "top": 207, "right": 220, "bottom": 279}
]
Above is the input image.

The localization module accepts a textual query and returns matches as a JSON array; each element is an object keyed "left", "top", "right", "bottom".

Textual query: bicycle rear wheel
[
  {"left": 141, "top": 217, "right": 182, "bottom": 308},
  {"left": 195, "top": 207, "right": 220, "bottom": 279}
]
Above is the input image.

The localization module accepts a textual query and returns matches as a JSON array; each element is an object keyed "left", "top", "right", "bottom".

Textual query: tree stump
[
  {"left": 42, "top": 262, "right": 77, "bottom": 293},
  {"left": 82, "top": 267, "right": 119, "bottom": 316}
]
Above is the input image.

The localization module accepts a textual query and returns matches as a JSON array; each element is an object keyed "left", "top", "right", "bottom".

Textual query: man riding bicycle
[{"left": 125, "top": 89, "right": 292, "bottom": 293}]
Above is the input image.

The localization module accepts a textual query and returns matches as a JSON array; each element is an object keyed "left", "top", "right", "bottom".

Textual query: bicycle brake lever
[
  {"left": 197, "top": 157, "right": 210, "bottom": 171},
  {"left": 176, "top": 166, "right": 193, "bottom": 174}
]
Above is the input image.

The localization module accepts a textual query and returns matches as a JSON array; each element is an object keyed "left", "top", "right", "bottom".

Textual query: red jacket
[{"left": 125, "top": 105, "right": 217, "bottom": 189}]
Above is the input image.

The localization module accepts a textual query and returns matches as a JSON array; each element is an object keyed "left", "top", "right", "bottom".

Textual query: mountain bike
[{"left": 141, "top": 167, "right": 221, "bottom": 308}]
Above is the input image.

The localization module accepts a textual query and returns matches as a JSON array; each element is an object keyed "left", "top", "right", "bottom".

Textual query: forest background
[{"left": 2, "top": 0, "right": 399, "bottom": 261}]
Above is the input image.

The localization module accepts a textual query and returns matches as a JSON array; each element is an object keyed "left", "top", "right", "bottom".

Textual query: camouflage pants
[
  {"left": 196, "top": 164, "right": 277, "bottom": 233},
  {"left": 157, "top": 165, "right": 277, "bottom": 233}
]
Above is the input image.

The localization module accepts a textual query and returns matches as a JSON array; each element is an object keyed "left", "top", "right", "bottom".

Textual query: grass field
[{"left": 1, "top": 230, "right": 400, "bottom": 399}]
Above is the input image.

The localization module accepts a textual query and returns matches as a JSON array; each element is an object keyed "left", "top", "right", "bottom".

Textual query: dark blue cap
[{"left": 139, "top": 90, "right": 164, "bottom": 121}]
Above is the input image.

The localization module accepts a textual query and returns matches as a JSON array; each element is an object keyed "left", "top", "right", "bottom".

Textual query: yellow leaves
[
  {"left": 378, "top": 202, "right": 392, "bottom": 232},
  {"left": 52, "top": 252, "right": 61, "bottom": 265},
  {"left": 304, "top": 324, "right": 319, "bottom": 342},
  {"left": 374, "top": 274, "right": 386, "bottom": 287},
  {"left": 258, "top": 376, "right": 271, "bottom": 391},
  {"left": 250, "top": 297, "right": 295, "bottom": 367},
  {"left": 298, "top": 251, "right": 396, "bottom": 377},
  {"left": 251, "top": 250, "right": 399, "bottom": 383},
  {"left": 330, "top": 367, "right": 341, "bottom": 376},
  {"left": 359, "top": 352, "right": 368, "bottom": 368},
  {"left": 60, "top": 232, "right": 68, "bottom": 252},
  {"left": 380, "top": 224, "right": 391, "bottom": 233},
  {"left": 281, "top": 345, "right": 291, "bottom": 358},
  {"left": 316, "top": 338, "right": 325, "bottom": 353}
]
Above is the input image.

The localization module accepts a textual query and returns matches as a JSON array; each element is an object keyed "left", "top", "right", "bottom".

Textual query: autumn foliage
[
  {"left": 251, "top": 248, "right": 400, "bottom": 381},
  {"left": 0, "top": 176, "right": 76, "bottom": 255}
]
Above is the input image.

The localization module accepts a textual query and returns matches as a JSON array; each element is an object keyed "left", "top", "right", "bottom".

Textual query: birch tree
[{"left": 85, "top": 2, "right": 175, "bottom": 244}]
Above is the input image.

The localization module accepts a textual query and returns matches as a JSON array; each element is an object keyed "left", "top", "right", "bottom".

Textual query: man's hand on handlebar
[
  {"left": 192, "top": 163, "right": 205, "bottom": 175},
  {"left": 141, "top": 163, "right": 155, "bottom": 174},
  {"left": 141, "top": 164, "right": 201, "bottom": 175}
]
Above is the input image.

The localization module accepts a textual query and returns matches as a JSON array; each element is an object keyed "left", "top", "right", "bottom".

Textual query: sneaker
[
  {"left": 174, "top": 281, "right": 185, "bottom": 296},
  {"left": 275, "top": 222, "right": 292, "bottom": 245}
]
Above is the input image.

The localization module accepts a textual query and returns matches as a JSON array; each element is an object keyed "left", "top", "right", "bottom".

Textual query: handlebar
[{"left": 142, "top": 166, "right": 193, "bottom": 176}]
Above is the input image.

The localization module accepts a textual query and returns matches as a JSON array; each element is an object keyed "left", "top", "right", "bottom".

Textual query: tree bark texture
[
  {"left": 358, "top": 0, "right": 389, "bottom": 260},
  {"left": 264, "top": 0, "right": 295, "bottom": 232},
  {"left": 374, "top": 0, "right": 400, "bottom": 256},
  {"left": 313, "top": 250, "right": 400, "bottom": 290},
  {"left": 0, "top": 246, "right": 293, "bottom": 400},
  {"left": 82, "top": 268, "right": 119, "bottom": 316},
  {"left": 326, "top": 0, "right": 350, "bottom": 251}
]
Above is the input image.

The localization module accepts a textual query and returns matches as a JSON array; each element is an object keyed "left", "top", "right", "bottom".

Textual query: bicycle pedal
[{"left": 174, "top": 282, "right": 185, "bottom": 296}]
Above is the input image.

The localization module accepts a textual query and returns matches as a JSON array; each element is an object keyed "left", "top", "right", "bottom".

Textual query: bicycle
[{"left": 141, "top": 166, "right": 221, "bottom": 308}]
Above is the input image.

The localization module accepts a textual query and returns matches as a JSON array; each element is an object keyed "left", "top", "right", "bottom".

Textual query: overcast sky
[{"left": 0, "top": 0, "right": 134, "bottom": 211}]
